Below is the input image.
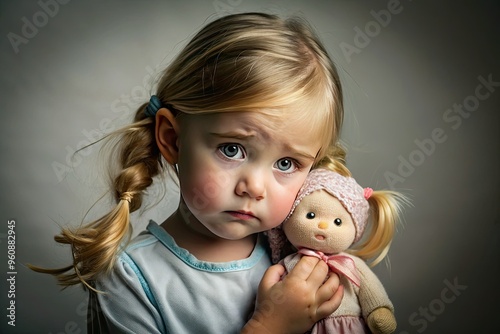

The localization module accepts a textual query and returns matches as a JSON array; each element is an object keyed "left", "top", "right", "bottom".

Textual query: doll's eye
[
  {"left": 306, "top": 212, "right": 315, "bottom": 219},
  {"left": 334, "top": 218, "right": 342, "bottom": 226}
]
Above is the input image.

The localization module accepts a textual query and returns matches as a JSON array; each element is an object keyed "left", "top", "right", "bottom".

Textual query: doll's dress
[
  {"left": 281, "top": 252, "right": 394, "bottom": 334},
  {"left": 309, "top": 315, "right": 370, "bottom": 334}
]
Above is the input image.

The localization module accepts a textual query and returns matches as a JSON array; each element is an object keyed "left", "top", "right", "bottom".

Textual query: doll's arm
[
  {"left": 367, "top": 307, "right": 397, "bottom": 334},
  {"left": 355, "top": 257, "right": 396, "bottom": 334},
  {"left": 241, "top": 256, "right": 344, "bottom": 334}
]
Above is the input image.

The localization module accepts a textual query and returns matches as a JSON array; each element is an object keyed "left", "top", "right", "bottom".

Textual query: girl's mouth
[{"left": 226, "top": 211, "right": 258, "bottom": 221}]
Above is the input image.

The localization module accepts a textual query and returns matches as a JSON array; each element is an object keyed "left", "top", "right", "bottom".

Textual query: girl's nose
[
  {"left": 318, "top": 221, "right": 329, "bottom": 229},
  {"left": 235, "top": 170, "right": 265, "bottom": 200}
]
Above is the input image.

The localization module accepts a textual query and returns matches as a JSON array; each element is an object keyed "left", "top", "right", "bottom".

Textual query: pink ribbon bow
[{"left": 298, "top": 248, "right": 361, "bottom": 287}]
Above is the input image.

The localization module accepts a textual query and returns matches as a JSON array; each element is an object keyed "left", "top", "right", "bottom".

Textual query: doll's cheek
[
  {"left": 283, "top": 222, "right": 309, "bottom": 245},
  {"left": 331, "top": 236, "right": 354, "bottom": 252}
]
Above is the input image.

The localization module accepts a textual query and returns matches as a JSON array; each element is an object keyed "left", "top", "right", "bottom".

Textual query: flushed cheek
[
  {"left": 180, "top": 170, "right": 229, "bottom": 214},
  {"left": 266, "top": 190, "right": 299, "bottom": 228}
]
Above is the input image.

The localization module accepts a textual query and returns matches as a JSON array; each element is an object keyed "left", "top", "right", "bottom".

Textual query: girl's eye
[
  {"left": 306, "top": 212, "right": 315, "bottom": 219},
  {"left": 219, "top": 144, "right": 245, "bottom": 160},
  {"left": 274, "top": 158, "right": 297, "bottom": 173},
  {"left": 334, "top": 218, "right": 342, "bottom": 226}
]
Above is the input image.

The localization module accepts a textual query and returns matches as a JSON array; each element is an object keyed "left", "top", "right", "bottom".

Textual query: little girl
[{"left": 33, "top": 12, "right": 350, "bottom": 333}]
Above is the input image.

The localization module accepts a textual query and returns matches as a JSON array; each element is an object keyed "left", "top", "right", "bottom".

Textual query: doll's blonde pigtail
[
  {"left": 350, "top": 190, "right": 408, "bottom": 267},
  {"left": 29, "top": 105, "right": 164, "bottom": 290}
]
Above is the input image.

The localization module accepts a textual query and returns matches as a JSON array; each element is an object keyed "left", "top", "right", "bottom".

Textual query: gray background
[{"left": 1, "top": 0, "right": 499, "bottom": 333}]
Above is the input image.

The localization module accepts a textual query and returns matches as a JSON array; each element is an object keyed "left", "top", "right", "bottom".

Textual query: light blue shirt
[{"left": 94, "top": 220, "right": 271, "bottom": 333}]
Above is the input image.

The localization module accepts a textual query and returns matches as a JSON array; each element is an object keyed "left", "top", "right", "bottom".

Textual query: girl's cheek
[
  {"left": 181, "top": 173, "right": 225, "bottom": 213},
  {"left": 268, "top": 191, "right": 298, "bottom": 225}
]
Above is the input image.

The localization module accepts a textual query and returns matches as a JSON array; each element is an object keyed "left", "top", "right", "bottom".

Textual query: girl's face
[{"left": 175, "top": 111, "right": 322, "bottom": 241}]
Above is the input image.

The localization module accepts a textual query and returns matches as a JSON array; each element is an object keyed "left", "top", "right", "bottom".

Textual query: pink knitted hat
[{"left": 267, "top": 168, "right": 372, "bottom": 263}]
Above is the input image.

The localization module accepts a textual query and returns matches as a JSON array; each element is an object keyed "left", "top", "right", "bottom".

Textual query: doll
[{"left": 267, "top": 168, "right": 408, "bottom": 334}]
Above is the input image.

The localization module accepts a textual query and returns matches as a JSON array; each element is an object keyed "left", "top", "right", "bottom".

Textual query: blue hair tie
[{"left": 145, "top": 95, "right": 162, "bottom": 117}]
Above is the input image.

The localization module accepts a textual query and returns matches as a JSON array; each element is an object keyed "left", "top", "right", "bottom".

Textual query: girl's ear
[{"left": 155, "top": 108, "right": 180, "bottom": 164}]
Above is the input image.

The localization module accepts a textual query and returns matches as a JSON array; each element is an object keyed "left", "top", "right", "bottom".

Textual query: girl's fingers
[
  {"left": 259, "top": 264, "right": 285, "bottom": 291},
  {"left": 316, "top": 284, "right": 344, "bottom": 319},
  {"left": 304, "top": 258, "right": 329, "bottom": 284},
  {"left": 316, "top": 272, "right": 340, "bottom": 301},
  {"left": 322, "top": 272, "right": 340, "bottom": 291},
  {"left": 289, "top": 256, "right": 322, "bottom": 280}
]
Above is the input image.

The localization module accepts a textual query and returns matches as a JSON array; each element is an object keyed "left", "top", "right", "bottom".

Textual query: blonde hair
[
  {"left": 347, "top": 190, "right": 409, "bottom": 266},
  {"left": 30, "top": 12, "right": 348, "bottom": 289}
]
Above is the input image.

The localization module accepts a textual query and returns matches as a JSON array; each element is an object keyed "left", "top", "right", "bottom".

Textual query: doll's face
[{"left": 283, "top": 190, "right": 356, "bottom": 254}]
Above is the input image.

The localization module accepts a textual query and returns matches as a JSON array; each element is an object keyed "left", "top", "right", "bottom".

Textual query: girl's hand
[{"left": 242, "top": 256, "right": 344, "bottom": 334}]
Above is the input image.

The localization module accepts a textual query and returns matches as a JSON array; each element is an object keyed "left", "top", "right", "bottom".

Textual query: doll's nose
[{"left": 318, "top": 221, "right": 329, "bottom": 229}]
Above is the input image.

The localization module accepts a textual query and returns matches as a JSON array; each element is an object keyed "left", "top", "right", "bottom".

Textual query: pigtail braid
[
  {"left": 29, "top": 105, "right": 164, "bottom": 290},
  {"left": 350, "top": 190, "right": 409, "bottom": 267}
]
